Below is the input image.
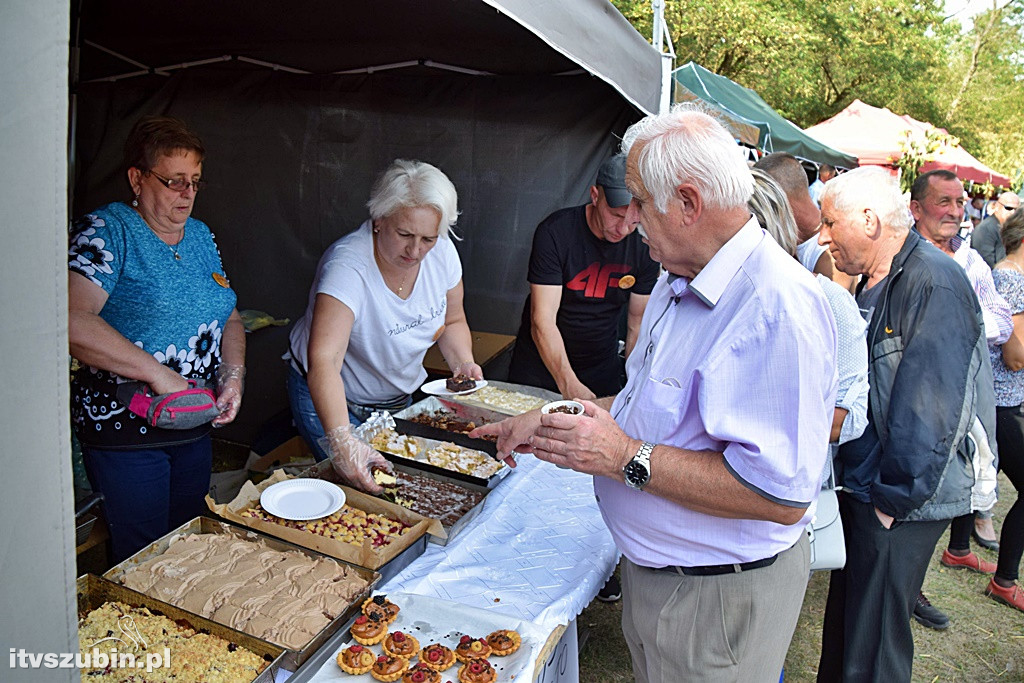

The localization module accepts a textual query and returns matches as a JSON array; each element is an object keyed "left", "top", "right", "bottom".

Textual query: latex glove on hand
[
  {"left": 319, "top": 424, "right": 390, "bottom": 494},
  {"left": 452, "top": 360, "right": 484, "bottom": 381},
  {"left": 212, "top": 364, "right": 245, "bottom": 427}
]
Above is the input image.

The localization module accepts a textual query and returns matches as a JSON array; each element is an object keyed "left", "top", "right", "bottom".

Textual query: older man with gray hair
[
  {"left": 473, "top": 103, "right": 838, "bottom": 681},
  {"left": 816, "top": 167, "right": 984, "bottom": 682}
]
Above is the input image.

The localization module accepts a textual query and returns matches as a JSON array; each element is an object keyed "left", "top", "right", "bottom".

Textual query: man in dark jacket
[
  {"left": 816, "top": 167, "right": 983, "bottom": 682},
  {"left": 971, "top": 191, "right": 1021, "bottom": 267}
]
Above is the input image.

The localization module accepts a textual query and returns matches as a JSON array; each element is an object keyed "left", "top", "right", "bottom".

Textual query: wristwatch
[{"left": 623, "top": 441, "right": 655, "bottom": 491}]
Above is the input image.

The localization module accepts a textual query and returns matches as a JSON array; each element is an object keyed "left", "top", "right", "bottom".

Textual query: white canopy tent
[{"left": 1, "top": 2, "right": 76, "bottom": 680}]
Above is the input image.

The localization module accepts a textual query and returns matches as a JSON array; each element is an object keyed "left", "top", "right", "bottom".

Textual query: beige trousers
[{"left": 621, "top": 533, "right": 810, "bottom": 683}]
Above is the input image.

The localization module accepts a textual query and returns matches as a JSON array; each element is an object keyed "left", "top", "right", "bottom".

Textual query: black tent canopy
[{"left": 72, "top": 0, "right": 662, "bottom": 442}]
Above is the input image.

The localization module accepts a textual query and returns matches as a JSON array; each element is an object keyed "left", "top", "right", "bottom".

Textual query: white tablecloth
[{"left": 383, "top": 455, "right": 620, "bottom": 632}]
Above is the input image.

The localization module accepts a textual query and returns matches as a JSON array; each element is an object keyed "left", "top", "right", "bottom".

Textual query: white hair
[
  {"left": 620, "top": 102, "right": 754, "bottom": 213},
  {"left": 821, "top": 167, "right": 912, "bottom": 234},
  {"left": 366, "top": 159, "right": 460, "bottom": 238}
]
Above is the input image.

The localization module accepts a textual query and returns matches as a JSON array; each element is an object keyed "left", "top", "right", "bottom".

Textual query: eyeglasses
[
  {"left": 146, "top": 169, "right": 205, "bottom": 193},
  {"left": 1001, "top": 202, "right": 1020, "bottom": 212}
]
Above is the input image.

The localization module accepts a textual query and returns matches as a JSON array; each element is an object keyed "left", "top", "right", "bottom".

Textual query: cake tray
[
  {"left": 102, "top": 516, "right": 379, "bottom": 669},
  {"left": 76, "top": 573, "right": 286, "bottom": 683},
  {"left": 300, "top": 459, "right": 491, "bottom": 547}
]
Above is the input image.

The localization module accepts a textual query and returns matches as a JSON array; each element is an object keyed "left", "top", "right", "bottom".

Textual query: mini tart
[
  {"left": 363, "top": 594, "right": 401, "bottom": 623},
  {"left": 485, "top": 629, "right": 522, "bottom": 656},
  {"left": 337, "top": 644, "right": 376, "bottom": 675},
  {"left": 371, "top": 653, "right": 409, "bottom": 682},
  {"left": 454, "top": 635, "right": 492, "bottom": 663},
  {"left": 418, "top": 643, "right": 456, "bottom": 672},
  {"left": 351, "top": 613, "right": 388, "bottom": 645},
  {"left": 382, "top": 630, "right": 421, "bottom": 659},
  {"left": 402, "top": 663, "right": 442, "bottom": 683},
  {"left": 458, "top": 658, "right": 497, "bottom": 683}
]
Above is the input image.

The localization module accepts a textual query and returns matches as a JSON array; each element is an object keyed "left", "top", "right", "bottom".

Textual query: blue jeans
[
  {"left": 82, "top": 436, "right": 211, "bottom": 563},
  {"left": 286, "top": 366, "right": 333, "bottom": 462},
  {"left": 286, "top": 365, "right": 411, "bottom": 462}
]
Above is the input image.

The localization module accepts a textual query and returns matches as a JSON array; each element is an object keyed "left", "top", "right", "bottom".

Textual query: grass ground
[{"left": 578, "top": 473, "right": 1024, "bottom": 682}]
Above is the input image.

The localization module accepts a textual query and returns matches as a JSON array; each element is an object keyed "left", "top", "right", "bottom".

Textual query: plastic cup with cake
[
  {"left": 540, "top": 400, "right": 585, "bottom": 416},
  {"left": 539, "top": 400, "right": 586, "bottom": 469}
]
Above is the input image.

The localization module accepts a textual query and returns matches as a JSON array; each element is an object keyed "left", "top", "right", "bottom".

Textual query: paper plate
[
  {"left": 420, "top": 378, "right": 488, "bottom": 397},
  {"left": 259, "top": 479, "right": 346, "bottom": 521}
]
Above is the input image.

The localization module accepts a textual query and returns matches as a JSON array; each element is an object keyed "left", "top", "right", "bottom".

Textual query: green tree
[
  {"left": 612, "top": 0, "right": 1022, "bottom": 181},
  {"left": 937, "top": 1, "right": 1024, "bottom": 189}
]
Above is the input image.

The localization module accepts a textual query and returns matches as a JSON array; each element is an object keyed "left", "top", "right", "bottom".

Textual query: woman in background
[{"left": 982, "top": 207, "right": 1024, "bottom": 612}]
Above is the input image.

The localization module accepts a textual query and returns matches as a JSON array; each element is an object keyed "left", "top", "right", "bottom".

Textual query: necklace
[
  {"left": 165, "top": 229, "right": 185, "bottom": 261},
  {"left": 373, "top": 236, "right": 410, "bottom": 295}
]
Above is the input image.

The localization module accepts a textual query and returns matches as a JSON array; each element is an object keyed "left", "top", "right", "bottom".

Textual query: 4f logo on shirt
[{"left": 566, "top": 263, "right": 633, "bottom": 298}]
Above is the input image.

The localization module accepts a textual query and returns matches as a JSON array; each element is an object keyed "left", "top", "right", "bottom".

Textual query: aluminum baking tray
[
  {"left": 102, "top": 516, "right": 379, "bottom": 669},
  {"left": 300, "top": 459, "right": 490, "bottom": 547},
  {"left": 440, "top": 379, "right": 560, "bottom": 416},
  {"left": 76, "top": 573, "right": 285, "bottom": 683},
  {"left": 356, "top": 411, "right": 512, "bottom": 489},
  {"left": 394, "top": 395, "right": 503, "bottom": 453}
]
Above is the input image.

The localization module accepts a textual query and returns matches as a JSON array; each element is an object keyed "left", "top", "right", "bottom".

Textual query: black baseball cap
[{"left": 596, "top": 154, "right": 632, "bottom": 208}]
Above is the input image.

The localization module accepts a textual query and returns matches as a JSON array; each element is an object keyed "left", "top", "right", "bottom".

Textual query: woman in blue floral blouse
[{"left": 67, "top": 116, "right": 246, "bottom": 561}]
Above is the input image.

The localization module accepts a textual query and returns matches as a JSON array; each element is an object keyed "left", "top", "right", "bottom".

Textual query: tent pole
[{"left": 652, "top": 0, "right": 675, "bottom": 114}]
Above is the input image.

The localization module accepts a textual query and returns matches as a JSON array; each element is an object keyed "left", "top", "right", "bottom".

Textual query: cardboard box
[
  {"left": 206, "top": 470, "right": 444, "bottom": 571},
  {"left": 247, "top": 436, "right": 317, "bottom": 475}
]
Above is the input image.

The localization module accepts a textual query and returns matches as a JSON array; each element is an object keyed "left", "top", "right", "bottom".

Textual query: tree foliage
[{"left": 611, "top": 0, "right": 1024, "bottom": 183}]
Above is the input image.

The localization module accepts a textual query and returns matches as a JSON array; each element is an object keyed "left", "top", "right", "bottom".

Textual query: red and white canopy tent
[{"left": 806, "top": 99, "right": 1011, "bottom": 189}]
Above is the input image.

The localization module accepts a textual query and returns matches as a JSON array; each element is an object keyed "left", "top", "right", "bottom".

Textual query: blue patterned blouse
[
  {"left": 990, "top": 267, "right": 1024, "bottom": 407},
  {"left": 68, "top": 202, "right": 237, "bottom": 448}
]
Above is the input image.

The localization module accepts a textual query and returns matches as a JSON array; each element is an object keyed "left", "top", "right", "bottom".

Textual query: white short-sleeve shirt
[{"left": 288, "top": 220, "right": 462, "bottom": 404}]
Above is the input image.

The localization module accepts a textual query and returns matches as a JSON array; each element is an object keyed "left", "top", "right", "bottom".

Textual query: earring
[
  {"left": 373, "top": 228, "right": 379, "bottom": 234},
  {"left": 132, "top": 194, "right": 139, "bottom": 208}
]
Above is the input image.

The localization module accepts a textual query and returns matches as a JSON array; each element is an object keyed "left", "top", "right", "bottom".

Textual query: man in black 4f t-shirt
[{"left": 508, "top": 154, "right": 660, "bottom": 399}]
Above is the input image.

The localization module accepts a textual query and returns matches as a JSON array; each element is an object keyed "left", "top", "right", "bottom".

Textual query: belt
[{"left": 651, "top": 553, "right": 778, "bottom": 577}]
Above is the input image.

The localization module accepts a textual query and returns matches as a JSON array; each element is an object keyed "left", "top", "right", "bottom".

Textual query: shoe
[
  {"left": 985, "top": 579, "right": 1024, "bottom": 613},
  {"left": 913, "top": 592, "right": 949, "bottom": 630},
  {"left": 941, "top": 549, "right": 997, "bottom": 574},
  {"left": 597, "top": 574, "right": 621, "bottom": 603},
  {"left": 971, "top": 528, "right": 1000, "bottom": 552}
]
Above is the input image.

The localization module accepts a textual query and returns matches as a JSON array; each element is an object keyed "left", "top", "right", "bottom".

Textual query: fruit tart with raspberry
[
  {"left": 454, "top": 635, "right": 492, "bottom": 663},
  {"left": 457, "top": 658, "right": 497, "bottom": 683},
  {"left": 371, "top": 653, "right": 409, "bottom": 682},
  {"left": 401, "top": 662, "right": 442, "bottom": 683},
  {"left": 382, "top": 630, "right": 421, "bottom": 660},
  {"left": 350, "top": 612, "right": 388, "bottom": 645},
  {"left": 417, "top": 643, "right": 456, "bottom": 672}
]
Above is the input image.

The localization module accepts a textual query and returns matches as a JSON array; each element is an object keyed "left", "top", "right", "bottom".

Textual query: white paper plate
[
  {"left": 259, "top": 479, "right": 346, "bottom": 521},
  {"left": 420, "top": 378, "right": 488, "bottom": 396}
]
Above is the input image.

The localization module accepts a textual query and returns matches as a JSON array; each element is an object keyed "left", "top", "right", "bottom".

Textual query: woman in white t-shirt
[{"left": 286, "top": 160, "right": 481, "bottom": 492}]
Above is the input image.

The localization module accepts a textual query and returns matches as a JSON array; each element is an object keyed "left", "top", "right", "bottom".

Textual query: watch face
[{"left": 624, "top": 460, "right": 649, "bottom": 488}]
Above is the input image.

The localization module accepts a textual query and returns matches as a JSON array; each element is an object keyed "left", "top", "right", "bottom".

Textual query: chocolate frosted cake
[
  {"left": 117, "top": 533, "right": 369, "bottom": 650},
  {"left": 445, "top": 374, "right": 477, "bottom": 392},
  {"left": 407, "top": 412, "right": 498, "bottom": 441},
  {"left": 392, "top": 470, "right": 485, "bottom": 526}
]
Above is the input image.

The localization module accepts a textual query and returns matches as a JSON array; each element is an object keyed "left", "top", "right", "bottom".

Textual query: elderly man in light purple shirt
[{"left": 474, "top": 103, "right": 838, "bottom": 682}]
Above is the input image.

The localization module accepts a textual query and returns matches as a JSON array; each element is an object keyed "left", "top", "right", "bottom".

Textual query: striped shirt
[{"left": 953, "top": 234, "right": 1012, "bottom": 345}]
